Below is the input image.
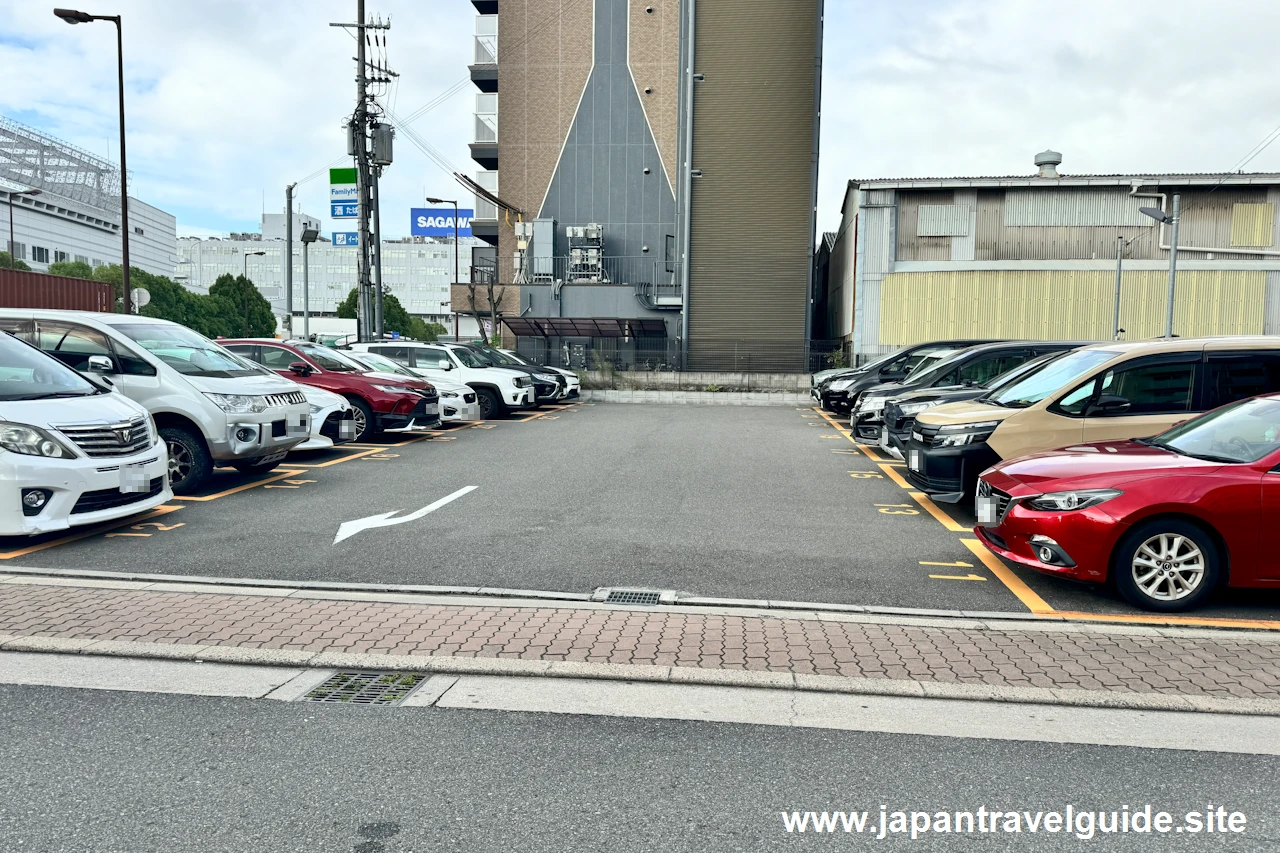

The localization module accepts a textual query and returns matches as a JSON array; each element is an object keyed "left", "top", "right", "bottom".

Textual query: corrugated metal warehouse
[{"left": 817, "top": 152, "right": 1280, "bottom": 362}]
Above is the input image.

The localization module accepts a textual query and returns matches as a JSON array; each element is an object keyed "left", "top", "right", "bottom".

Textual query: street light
[
  {"left": 425, "top": 196, "right": 459, "bottom": 339},
  {"left": 1140, "top": 195, "right": 1181, "bottom": 339},
  {"left": 242, "top": 250, "right": 266, "bottom": 335},
  {"left": 6, "top": 188, "right": 40, "bottom": 264},
  {"left": 300, "top": 228, "right": 320, "bottom": 340},
  {"left": 54, "top": 8, "right": 132, "bottom": 312}
]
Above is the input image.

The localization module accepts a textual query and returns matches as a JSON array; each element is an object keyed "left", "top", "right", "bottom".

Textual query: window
[
  {"left": 222, "top": 344, "right": 260, "bottom": 363},
  {"left": 0, "top": 317, "right": 35, "bottom": 343},
  {"left": 945, "top": 354, "right": 1026, "bottom": 387},
  {"left": 1203, "top": 353, "right": 1280, "bottom": 409},
  {"left": 258, "top": 345, "right": 301, "bottom": 369},
  {"left": 54, "top": 251, "right": 69, "bottom": 263},
  {"left": 110, "top": 338, "right": 157, "bottom": 376},
  {"left": 7, "top": 241, "right": 24, "bottom": 259},
  {"left": 36, "top": 321, "right": 114, "bottom": 371},
  {"left": 369, "top": 345, "right": 411, "bottom": 364},
  {"left": 133, "top": 226, "right": 145, "bottom": 236},
  {"left": 74, "top": 255, "right": 89, "bottom": 265},
  {"left": 32, "top": 246, "right": 49, "bottom": 263},
  {"left": 1091, "top": 360, "right": 1196, "bottom": 417}
]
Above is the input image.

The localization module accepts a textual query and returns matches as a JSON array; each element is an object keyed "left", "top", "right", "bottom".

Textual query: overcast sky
[{"left": 3, "top": 0, "right": 1280, "bottom": 242}]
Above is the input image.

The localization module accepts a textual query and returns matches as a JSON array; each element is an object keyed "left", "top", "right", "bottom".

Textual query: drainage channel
[{"left": 299, "top": 671, "right": 427, "bottom": 706}]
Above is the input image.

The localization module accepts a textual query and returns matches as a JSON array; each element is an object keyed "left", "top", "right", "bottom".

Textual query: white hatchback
[{"left": 0, "top": 332, "right": 172, "bottom": 537}]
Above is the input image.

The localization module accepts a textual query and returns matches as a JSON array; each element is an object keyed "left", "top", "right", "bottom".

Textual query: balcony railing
[
  {"left": 474, "top": 15, "right": 497, "bottom": 64},
  {"left": 473, "top": 171, "right": 498, "bottom": 220},
  {"left": 475, "top": 255, "right": 681, "bottom": 287},
  {"left": 474, "top": 93, "right": 497, "bottom": 144}
]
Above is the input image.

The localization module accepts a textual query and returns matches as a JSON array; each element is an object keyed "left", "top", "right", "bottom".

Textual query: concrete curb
[{"left": 3, "top": 633, "right": 1278, "bottom": 718}]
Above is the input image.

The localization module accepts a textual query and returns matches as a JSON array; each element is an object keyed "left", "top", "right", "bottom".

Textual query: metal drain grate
[
  {"left": 604, "top": 589, "right": 662, "bottom": 606},
  {"left": 300, "top": 671, "right": 426, "bottom": 706}
]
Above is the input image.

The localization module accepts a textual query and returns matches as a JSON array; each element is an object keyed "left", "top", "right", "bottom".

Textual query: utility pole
[
  {"left": 331, "top": 1, "right": 395, "bottom": 343},
  {"left": 372, "top": 169, "right": 385, "bottom": 336},
  {"left": 1164, "top": 194, "right": 1181, "bottom": 339},
  {"left": 284, "top": 182, "right": 296, "bottom": 338}
]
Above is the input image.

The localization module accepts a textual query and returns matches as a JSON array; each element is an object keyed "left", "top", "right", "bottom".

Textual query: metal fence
[{"left": 513, "top": 337, "right": 851, "bottom": 375}]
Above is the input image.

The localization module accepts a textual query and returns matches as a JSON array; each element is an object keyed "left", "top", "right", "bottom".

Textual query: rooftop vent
[{"left": 1034, "top": 149, "right": 1063, "bottom": 178}]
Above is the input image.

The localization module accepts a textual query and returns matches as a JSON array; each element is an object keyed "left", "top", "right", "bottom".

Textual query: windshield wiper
[
  {"left": 1140, "top": 438, "right": 1240, "bottom": 463},
  {"left": 6, "top": 391, "right": 95, "bottom": 400}
]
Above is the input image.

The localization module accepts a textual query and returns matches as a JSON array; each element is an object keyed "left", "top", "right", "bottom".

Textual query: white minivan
[
  {"left": 349, "top": 341, "right": 535, "bottom": 419},
  {"left": 0, "top": 311, "right": 311, "bottom": 493},
  {"left": 0, "top": 331, "right": 172, "bottom": 536}
]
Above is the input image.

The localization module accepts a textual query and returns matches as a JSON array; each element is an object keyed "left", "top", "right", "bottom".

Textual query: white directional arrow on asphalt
[{"left": 332, "top": 485, "right": 477, "bottom": 544}]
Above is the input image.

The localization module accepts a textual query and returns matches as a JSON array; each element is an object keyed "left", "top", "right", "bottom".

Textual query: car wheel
[
  {"left": 345, "top": 396, "right": 375, "bottom": 440},
  {"left": 1112, "top": 518, "right": 1220, "bottom": 612},
  {"left": 160, "top": 426, "right": 212, "bottom": 494},
  {"left": 475, "top": 387, "right": 502, "bottom": 420},
  {"left": 230, "top": 458, "right": 283, "bottom": 475}
]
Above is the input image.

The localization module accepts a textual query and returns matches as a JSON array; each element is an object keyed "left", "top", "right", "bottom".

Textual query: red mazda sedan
[{"left": 974, "top": 393, "right": 1280, "bottom": 612}]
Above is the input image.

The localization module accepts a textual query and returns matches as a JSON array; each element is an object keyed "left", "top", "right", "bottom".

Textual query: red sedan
[{"left": 974, "top": 393, "right": 1280, "bottom": 611}]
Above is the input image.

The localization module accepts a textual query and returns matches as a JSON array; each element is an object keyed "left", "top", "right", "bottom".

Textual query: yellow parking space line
[
  {"left": 518, "top": 410, "right": 556, "bottom": 422},
  {"left": 930, "top": 573, "right": 986, "bottom": 581},
  {"left": 910, "top": 491, "right": 971, "bottom": 533},
  {"left": 962, "top": 538, "right": 1056, "bottom": 615},
  {"left": 0, "top": 504, "right": 184, "bottom": 560},
  {"left": 877, "top": 463, "right": 912, "bottom": 489},
  {"left": 1052, "top": 611, "right": 1280, "bottom": 632},
  {"left": 174, "top": 469, "right": 307, "bottom": 502},
  {"left": 286, "top": 447, "right": 390, "bottom": 468},
  {"left": 345, "top": 435, "right": 432, "bottom": 449}
]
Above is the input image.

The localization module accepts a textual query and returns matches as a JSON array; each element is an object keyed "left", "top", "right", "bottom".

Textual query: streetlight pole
[
  {"left": 6, "top": 188, "right": 41, "bottom": 263},
  {"left": 300, "top": 228, "right": 320, "bottom": 340},
  {"left": 425, "top": 196, "right": 459, "bottom": 341},
  {"left": 243, "top": 250, "right": 265, "bottom": 335},
  {"left": 1164, "top": 194, "right": 1181, "bottom": 339},
  {"left": 54, "top": 9, "right": 130, "bottom": 312}
]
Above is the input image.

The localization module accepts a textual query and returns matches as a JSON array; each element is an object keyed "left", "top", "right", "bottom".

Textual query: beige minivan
[{"left": 903, "top": 337, "right": 1280, "bottom": 503}]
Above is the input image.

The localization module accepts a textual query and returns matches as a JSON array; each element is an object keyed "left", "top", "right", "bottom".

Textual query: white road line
[{"left": 332, "top": 485, "right": 478, "bottom": 544}]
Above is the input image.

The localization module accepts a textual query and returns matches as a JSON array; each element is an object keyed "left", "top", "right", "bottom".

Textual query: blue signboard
[
  {"left": 331, "top": 202, "right": 359, "bottom": 219},
  {"left": 332, "top": 232, "right": 358, "bottom": 247},
  {"left": 411, "top": 207, "right": 474, "bottom": 237}
]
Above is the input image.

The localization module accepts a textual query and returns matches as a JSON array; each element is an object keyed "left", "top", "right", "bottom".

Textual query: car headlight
[
  {"left": 512, "top": 376, "right": 532, "bottom": 388},
  {"left": 309, "top": 404, "right": 324, "bottom": 414},
  {"left": 934, "top": 420, "right": 999, "bottom": 447},
  {"left": 1026, "top": 489, "right": 1123, "bottom": 512},
  {"left": 533, "top": 372, "right": 557, "bottom": 382},
  {"left": 856, "top": 394, "right": 886, "bottom": 415},
  {"left": 440, "top": 390, "right": 460, "bottom": 398},
  {"left": 373, "top": 384, "right": 412, "bottom": 394},
  {"left": 204, "top": 393, "right": 267, "bottom": 414},
  {"left": 898, "top": 400, "right": 936, "bottom": 416},
  {"left": 564, "top": 373, "right": 578, "bottom": 382},
  {"left": 0, "top": 423, "right": 77, "bottom": 458},
  {"left": 830, "top": 379, "right": 854, "bottom": 392}
]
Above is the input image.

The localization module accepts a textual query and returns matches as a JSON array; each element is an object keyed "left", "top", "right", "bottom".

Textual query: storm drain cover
[
  {"left": 300, "top": 671, "right": 426, "bottom": 706},
  {"left": 604, "top": 589, "right": 662, "bottom": 606}
]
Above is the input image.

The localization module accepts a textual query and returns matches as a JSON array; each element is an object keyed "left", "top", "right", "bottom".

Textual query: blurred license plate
[
  {"left": 976, "top": 495, "right": 998, "bottom": 525},
  {"left": 880, "top": 427, "right": 889, "bottom": 448},
  {"left": 119, "top": 463, "right": 148, "bottom": 493},
  {"left": 908, "top": 449, "right": 921, "bottom": 471},
  {"left": 423, "top": 404, "right": 438, "bottom": 416}
]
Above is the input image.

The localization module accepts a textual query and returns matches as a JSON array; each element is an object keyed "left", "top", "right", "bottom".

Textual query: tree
[
  {"left": 336, "top": 287, "right": 359, "bottom": 320},
  {"left": 0, "top": 251, "right": 32, "bottom": 272},
  {"left": 209, "top": 273, "right": 276, "bottom": 337},
  {"left": 336, "top": 288, "right": 443, "bottom": 341},
  {"left": 47, "top": 260, "right": 94, "bottom": 279}
]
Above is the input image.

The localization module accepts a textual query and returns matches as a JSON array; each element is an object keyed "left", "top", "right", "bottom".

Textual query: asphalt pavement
[{"left": 0, "top": 681, "right": 1274, "bottom": 852}]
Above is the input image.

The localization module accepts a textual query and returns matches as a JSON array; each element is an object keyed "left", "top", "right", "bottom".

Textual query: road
[
  {"left": 4, "top": 403, "right": 1278, "bottom": 622},
  {"left": 0, "top": 680, "right": 1273, "bottom": 852}
]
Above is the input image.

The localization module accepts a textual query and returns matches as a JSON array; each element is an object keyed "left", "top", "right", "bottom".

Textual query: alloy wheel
[
  {"left": 167, "top": 439, "right": 192, "bottom": 488},
  {"left": 1131, "top": 533, "right": 1205, "bottom": 602},
  {"left": 351, "top": 406, "right": 367, "bottom": 439}
]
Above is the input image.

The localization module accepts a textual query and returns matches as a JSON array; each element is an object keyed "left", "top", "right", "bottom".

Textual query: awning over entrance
[{"left": 503, "top": 317, "right": 668, "bottom": 338}]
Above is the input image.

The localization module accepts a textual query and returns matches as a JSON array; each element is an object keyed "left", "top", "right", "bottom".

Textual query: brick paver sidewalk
[{"left": 2, "top": 579, "right": 1279, "bottom": 702}]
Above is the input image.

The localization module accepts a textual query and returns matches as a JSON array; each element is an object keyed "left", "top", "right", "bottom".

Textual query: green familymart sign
[{"left": 330, "top": 167, "right": 358, "bottom": 218}]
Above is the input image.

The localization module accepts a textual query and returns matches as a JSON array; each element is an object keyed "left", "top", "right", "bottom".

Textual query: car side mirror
[
  {"left": 436, "top": 358, "right": 453, "bottom": 370},
  {"left": 288, "top": 361, "right": 313, "bottom": 377},
  {"left": 87, "top": 355, "right": 115, "bottom": 373},
  {"left": 1086, "top": 394, "right": 1131, "bottom": 416}
]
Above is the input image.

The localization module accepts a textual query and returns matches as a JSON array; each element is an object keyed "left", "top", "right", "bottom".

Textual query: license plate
[
  {"left": 119, "top": 463, "right": 148, "bottom": 493},
  {"left": 976, "top": 495, "right": 998, "bottom": 525},
  {"left": 423, "top": 404, "right": 438, "bottom": 416},
  {"left": 880, "top": 426, "right": 889, "bottom": 448},
  {"left": 338, "top": 419, "right": 356, "bottom": 440},
  {"left": 908, "top": 449, "right": 921, "bottom": 472}
]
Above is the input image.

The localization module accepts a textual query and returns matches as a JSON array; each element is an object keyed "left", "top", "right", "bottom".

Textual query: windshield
[
  {"left": 901, "top": 348, "right": 979, "bottom": 387},
  {"left": 985, "top": 349, "right": 1117, "bottom": 408},
  {"left": 446, "top": 346, "right": 489, "bottom": 368},
  {"left": 0, "top": 333, "right": 100, "bottom": 401},
  {"left": 347, "top": 352, "right": 416, "bottom": 377},
  {"left": 468, "top": 345, "right": 522, "bottom": 367},
  {"left": 114, "top": 324, "right": 260, "bottom": 378},
  {"left": 1147, "top": 396, "right": 1280, "bottom": 463},
  {"left": 501, "top": 350, "right": 533, "bottom": 366},
  {"left": 293, "top": 343, "right": 366, "bottom": 372},
  {"left": 984, "top": 352, "right": 1060, "bottom": 392},
  {"left": 901, "top": 349, "right": 958, "bottom": 382}
]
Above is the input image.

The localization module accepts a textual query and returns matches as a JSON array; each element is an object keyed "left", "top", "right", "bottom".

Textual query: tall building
[
  {"left": 175, "top": 212, "right": 481, "bottom": 332},
  {"left": 464, "top": 0, "right": 823, "bottom": 370},
  {"left": 818, "top": 151, "right": 1280, "bottom": 363},
  {"left": 1, "top": 116, "right": 176, "bottom": 277}
]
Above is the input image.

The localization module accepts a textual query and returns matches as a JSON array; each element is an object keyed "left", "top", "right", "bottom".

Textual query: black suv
[
  {"left": 819, "top": 340, "right": 999, "bottom": 414},
  {"left": 455, "top": 343, "right": 563, "bottom": 403}
]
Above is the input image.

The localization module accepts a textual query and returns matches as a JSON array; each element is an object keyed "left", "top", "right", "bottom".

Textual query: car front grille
[
  {"left": 263, "top": 391, "right": 306, "bottom": 407},
  {"left": 71, "top": 476, "right": 165, "bottom": 515},
  {"left": 977, "top": 479, "right": 1014, "bottom": 522},
  {"left": 320, "top": 410, "right": 354, "bottom": 440},
  {"left": 413, "top": 388, "right": 439, "bottom": 403},
  {"left": 55, "top": 416, "right": 150, "bottom": 458},
  {"left": 904, "top": 466, "right": 963, "bottom": 493},
  {"left": 915, "top": 425, "right": 940, "bottom": 448}
]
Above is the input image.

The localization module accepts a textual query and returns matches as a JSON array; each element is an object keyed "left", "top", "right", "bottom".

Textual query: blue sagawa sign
[{"left": 411, "top": 208, "right": 474, "bottom": 237}]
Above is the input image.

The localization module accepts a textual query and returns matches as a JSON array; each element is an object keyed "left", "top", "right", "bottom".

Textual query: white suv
[
  {"left": 349, "top": 341, "right": 534, "bottom": 419},
  {"left": 0, "top": 311, "right": 310, "bottom": 493},
  {"left": 0, "top": 331, "right": 172, "bottom": 536}
]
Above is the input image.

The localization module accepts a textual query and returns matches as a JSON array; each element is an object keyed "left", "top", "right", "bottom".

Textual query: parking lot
[{"left": 4, "top": 402, "right": 1279, "bottom": 628}]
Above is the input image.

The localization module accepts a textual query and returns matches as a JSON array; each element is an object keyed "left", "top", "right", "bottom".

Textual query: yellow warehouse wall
[
  {"left": 1230, "top": 203, "right": 1275, "bottom": 247},
  {"left": 878, "top": 269, "right": 1266, "bottom": 346}
]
